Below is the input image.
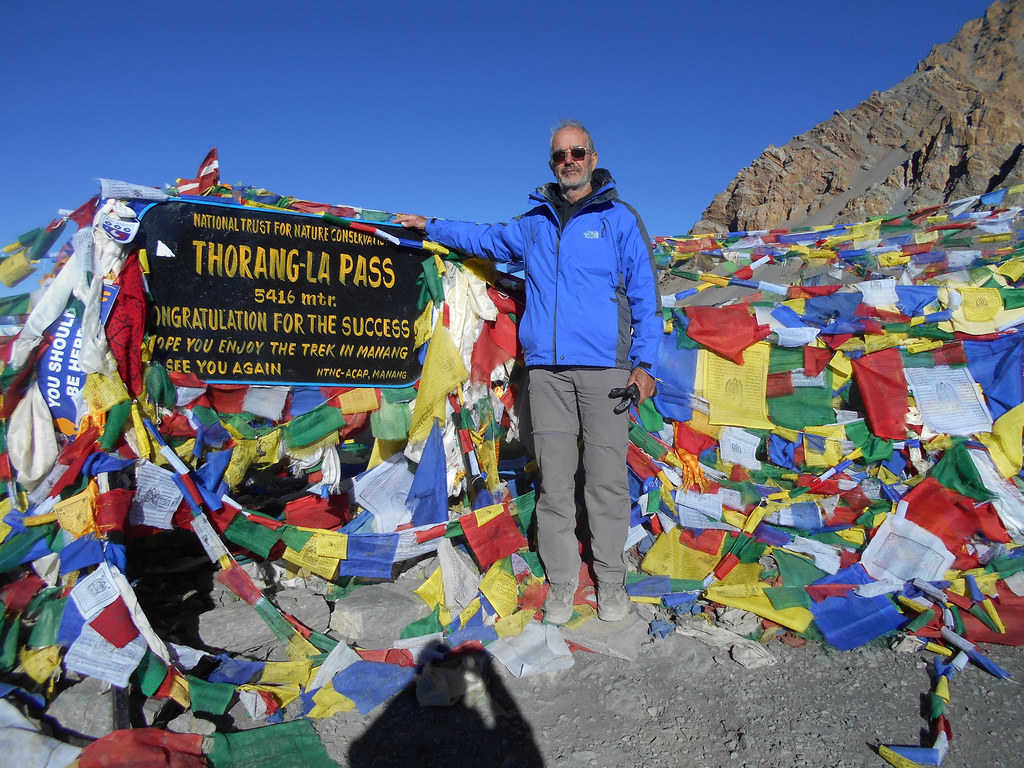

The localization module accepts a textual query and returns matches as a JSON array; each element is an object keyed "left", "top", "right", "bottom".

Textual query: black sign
[{"left": 139, "top": 200, "right": 424, "bottom": 386}]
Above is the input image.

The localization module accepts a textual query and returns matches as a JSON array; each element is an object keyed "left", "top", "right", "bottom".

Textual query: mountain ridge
[{"left": 692, "top": 0, "right": 1024, "bottom": 234}]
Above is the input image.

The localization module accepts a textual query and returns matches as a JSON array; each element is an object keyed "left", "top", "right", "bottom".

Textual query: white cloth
[{"left": 7, "top": 385, "right": 58, "bottom": 489}]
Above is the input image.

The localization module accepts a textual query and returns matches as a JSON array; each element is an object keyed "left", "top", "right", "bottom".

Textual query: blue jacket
[{"left": 426, "top": 169, "right": 661, "bottom": 374}]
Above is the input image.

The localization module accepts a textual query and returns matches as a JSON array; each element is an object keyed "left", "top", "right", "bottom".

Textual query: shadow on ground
[{"left": 348, "top": 646, "right": 544, "bottom": 767}]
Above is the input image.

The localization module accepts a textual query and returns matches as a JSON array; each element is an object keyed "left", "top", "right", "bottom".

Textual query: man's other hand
[
  {"left": 392, "top": 214, "right": 428, "bottom": 230},
  {"left": 627, "top": 367, "right": 656, "bottom": 403}
]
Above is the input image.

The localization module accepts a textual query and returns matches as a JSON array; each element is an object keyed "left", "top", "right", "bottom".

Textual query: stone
[
  {"left": 328, "top": 581, "right": 429, "bottom": 648},
  {"left": 167, "top": 711, "right": 216, "bottom": 736},
  {"left": 197, "top": 602, "right": 279, "bottom": 654},
  {"left": 45, "top": 676, "right": 114, "bottom": 739},
  {"left": 273, "top": 587, "right": 331, "bottom": 633}
]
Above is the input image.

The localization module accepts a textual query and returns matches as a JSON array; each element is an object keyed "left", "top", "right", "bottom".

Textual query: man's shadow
[{"left": 348, "top": 643, "right": 543, "bottom": 767}]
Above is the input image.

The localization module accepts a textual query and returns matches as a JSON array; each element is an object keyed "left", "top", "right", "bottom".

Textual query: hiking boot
[
  {"left": 597, "top": 581, "right": 630, "bottom": 622},
  {"left": 543, "top": 581, "right": 577, "bottom": 625}
]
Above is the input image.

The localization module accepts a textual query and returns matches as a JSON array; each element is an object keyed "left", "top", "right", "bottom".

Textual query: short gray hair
[{"left": 550, "top": 119, "right": 595, "bottom": 153}]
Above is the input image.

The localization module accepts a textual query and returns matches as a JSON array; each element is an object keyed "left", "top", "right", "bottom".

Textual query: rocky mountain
[{"left": 693, "top": 0, "right": 1024, "bottom": 234}]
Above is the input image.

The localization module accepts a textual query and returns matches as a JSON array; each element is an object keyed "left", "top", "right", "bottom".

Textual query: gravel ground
[{"left": 310, "top": 623, "right": 1024, "bottom": 768}]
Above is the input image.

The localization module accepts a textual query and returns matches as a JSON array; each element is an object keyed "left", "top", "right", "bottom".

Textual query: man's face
[{"left": 550, "top": 127, "right": 597, "bottom": 195}]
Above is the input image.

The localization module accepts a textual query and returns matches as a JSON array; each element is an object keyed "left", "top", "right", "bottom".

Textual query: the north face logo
[{"left": 583, "top": 230, "right": 600, "bottom": 239}]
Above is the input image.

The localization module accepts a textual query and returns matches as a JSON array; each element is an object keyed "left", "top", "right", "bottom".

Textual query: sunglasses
[{"left": 551, "top": 146, "right": 589, "bottom": 164}]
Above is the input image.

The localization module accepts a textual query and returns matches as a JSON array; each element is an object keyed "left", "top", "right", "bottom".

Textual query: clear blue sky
[{"left": 1, "top": 0, "right": 994, "bottom": 252}]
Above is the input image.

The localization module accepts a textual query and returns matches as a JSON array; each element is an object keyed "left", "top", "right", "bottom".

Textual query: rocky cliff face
[{"left": 693, "top": 0, "right": 1024, "bottom": 234}]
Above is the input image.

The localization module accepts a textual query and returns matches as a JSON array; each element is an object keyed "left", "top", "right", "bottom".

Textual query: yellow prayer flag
[
  {"left": 877, "top": 251, "right": 910, "bottom": 267},
  {"left": 977, "top": 401, "right": 1024, "bottom": 477},
  {"left": 849, "top": 221, "right": 881, "bottom": 241},
  {"left": 803, "top": 424, "right": 845, "bottom": 468},
  {"left": 54, "top": 486, "right": 96, "bottom": 538},
  {"left": 0, "top": 250, "right": 34, "bottom": 287},
  {"left": 19, "top": 646, "right": 62, "bottom": 684},
  {"left": 367, "top": 437, "right": 407, "bottom": 469},
  {"left": 409, "top": 318, "right": 468, "bottom": 442},
  {"left": 641, "top": 531, "right": 722, "bottom": 581},
  {"left": 704, "top": 584, "right": 813, "bottom": 632},
  {"left": 130, "top": 402, "right": 152, "bottom": 461},
  {"left": 914, "top": 230, "right": 939, "bottom": 244},
  {"left": 703, "top": 343, "right": 773, "bottom": 429},
  {"left": 168, "top": 673, "right": 191, "bottom": 708},
  {"left": 479, "top": 562, "right": 519, "bottom": 618},
  {"left": 959, "top": 287, "right": 1003, "bottom": 323},
  {"left": 281, "top": 539, "right": 339, "bottom": 581},
  {"left": 473, "top": 503, "right": 504, "bottom": 526},
  {"left": 495, "top": 609, "right": 534, "bottom": 638},
  {"left": 978, "top": 232, "right": 1013, "bottom": 243},
  {"left": 415, "top": 566, "right": 446, "bottom": 609},
  {"left": 82, "top": 372, "right": 130, "bottom": 414},
  {"left": 864, "top": 332, "right": 906, "bottom": 354},
  {"left": 313, "top": 532, "right": 349, "bottom": 559},
  {"left": 308, "top": 685, "right": 356, "bottom": 718},
  {"left": 338, "top": 388, "right": 380, "bottom": 415},
  {"left": 286, "top": 633, "right": 322, "bottom": 662},
  {"left": 835, "top": 527, "right": 866, "bottom": 547},
  {"left": 413, "top": 302, "right": 435, "bottom": 348},
  {"left": 259, "top": 660, "right": 312, "bottom": 686},
  {"left": 458, "top": 597, "right": 481, "bottom": 627},
  {"left": 996, "top": 258, "right": 1024, "bottom": 282},
  {"left": 0, "top": 520, "right": 10, "bottom": 544}
]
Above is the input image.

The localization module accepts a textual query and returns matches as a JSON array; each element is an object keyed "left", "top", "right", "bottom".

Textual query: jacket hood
[{"left": 534, "top": 168, "right": 617, "bottom": 206}]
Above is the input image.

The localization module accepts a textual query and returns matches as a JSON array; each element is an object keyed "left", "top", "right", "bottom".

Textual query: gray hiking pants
[{"left": 527, "top": 366, "right": 630, "bottom": 585}]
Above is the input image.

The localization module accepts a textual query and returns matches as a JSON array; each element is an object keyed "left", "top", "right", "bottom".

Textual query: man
[{"left": 394, "top": 120, "right": 660, "bottom": 623}]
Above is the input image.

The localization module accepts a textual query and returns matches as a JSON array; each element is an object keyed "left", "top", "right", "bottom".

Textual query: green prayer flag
[
  {"left": 773, "top": 549, "right": 827, "bottom": 587},
  {"left": 253, "top": 598, "right": 296, "bottom": 643},
  {"left": 0, "top": 526, "right": 52, "bottom": 573},
  {"left": 279, "top": 526, "right": 314, "bottom": 554},
  {"left": 764, "top": 586, "right": 813, "bottom": 611},
  {"left": 519, "top": 550, "right": 546, "bottom": 578},
  {"left": 418, "top": 257, "right": 444, "bottom": 308},
  {"left": 285, "top": 403, "right": 345, "bottom": 449},
  {"left": 208, "top": 719, "right": 337, "bottom": 768},
  {"left": 930, "top": 440, "right": 993, "bottom": 501},
  {"left": 903, "top": 608, "right": 936, "bottom": 633},
  {"left": 769, "top": 346, "right": 804, "bottom": 375},
  {"left": 0, "top": 614, "right": 20, "bottom": 670},
  {"left": 307, "top": 631, "right": 338, "bottom": 653},
  {"left": 511, "top": 490, "right": 536, "bottom": 535},
  {"left": 186, "top": 675, "right": 235, "bottom": 715},
  {"left": 144, "top": 362, "right": 176, "bottom": 408},
  {"left": 400, "top": 604, "right": 443, "bottom": 640},
  {"left": 636, "top": 398, "right": 664, "bottom": 433},
  {"left": 629, "top": 422, "right": 667, "bottom": 460},
  {"left": 134, "top": 649, "right": 169, "bottom": 697},
  {"left": 27, "top": 596, "right": 64, "bottom": 649},
  {"left": 768, "top": 381, "right": 835, "bottom": 430},
  {"left": 224, "top": 515, "right": 282, "bottom": 559},
  {"left": 100, "top": 399, "right": 132, "bottom": 451},
  {"left": 0, "top": 293, "right": 30, "bottom": 316},
  {"left": 370, "top": 397, "right": 411, "bottom": 440}
]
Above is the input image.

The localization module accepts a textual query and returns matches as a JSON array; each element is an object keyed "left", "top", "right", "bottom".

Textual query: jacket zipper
[{"left": 537, "top": 184, "right": 613, "bottom": 365}]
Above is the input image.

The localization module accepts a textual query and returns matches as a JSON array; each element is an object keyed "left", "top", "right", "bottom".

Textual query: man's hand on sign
[
  {"left": 627, "top": 366, "right": 656, "bottom": 403},
  {"left": 393, "top": 214, "right": 428, "bottom": 230}
]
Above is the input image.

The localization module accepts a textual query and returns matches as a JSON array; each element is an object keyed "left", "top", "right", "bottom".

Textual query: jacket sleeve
[
  {"left": 425, "top": 218, "right": 525, "bottom": 265},
  {"left": 618, "top": 207, "right": 662, "bottom": 376}
]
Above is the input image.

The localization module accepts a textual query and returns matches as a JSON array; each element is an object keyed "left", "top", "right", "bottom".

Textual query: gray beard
[{"left": 558, "top": 167, "right": 592, "bottom": 195}]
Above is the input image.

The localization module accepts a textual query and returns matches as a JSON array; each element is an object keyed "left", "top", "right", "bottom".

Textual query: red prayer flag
[{"left": 850, "top": 348, "right": 908, "bottom": 440}]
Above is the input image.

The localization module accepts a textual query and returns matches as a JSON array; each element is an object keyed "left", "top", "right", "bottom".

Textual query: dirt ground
[{"left": 310, "top": 618, "right": 1024, "bottom": 768}]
